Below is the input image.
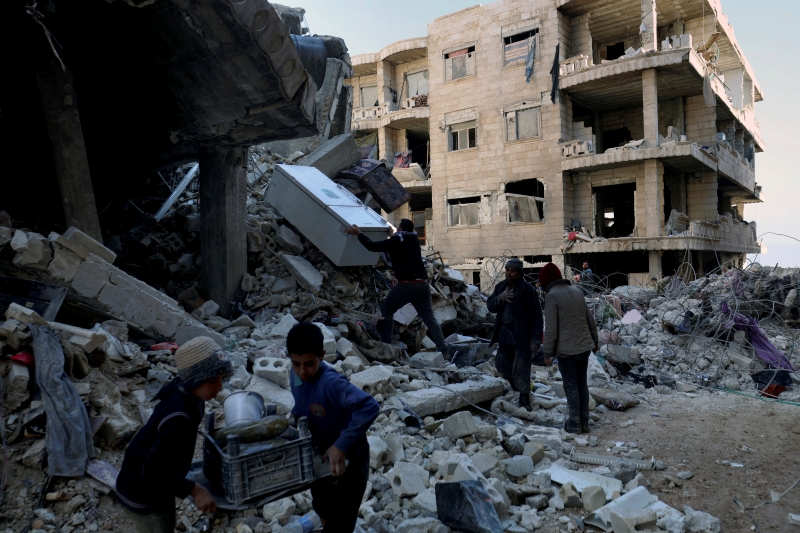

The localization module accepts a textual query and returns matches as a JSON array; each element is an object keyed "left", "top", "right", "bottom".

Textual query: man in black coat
[{"left": 487, "top": 258, "right": 544, "bottom": 409}]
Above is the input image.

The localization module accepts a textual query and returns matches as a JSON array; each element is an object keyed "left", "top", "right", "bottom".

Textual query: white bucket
[{"left": 223, "top": 391, "right": 266, "bottom": 426}]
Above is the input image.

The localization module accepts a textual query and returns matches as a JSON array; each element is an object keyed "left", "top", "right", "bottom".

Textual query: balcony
[
  {"left": 559, "top": 47, "right": 765, "bottom": 150},
  {"left": 561, "top": 140, "right": 717, "bottom": 174},
  {"left": 562, "top": 213, "right": 760, "bottom": 255},
  {"left": 351, "top": 100, "right": 430, "bottom": 134}
]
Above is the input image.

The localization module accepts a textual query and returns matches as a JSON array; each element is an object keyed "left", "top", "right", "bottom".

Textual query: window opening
[
  {"left": 506, "top": 179, "right": 545, "bottom": 222},
  {"left": 406, "top": 71, "right": 429, "bottom": 97},
  {"left": 449, "top": 120, "right": 477, "bottom": 152},
  {"left": 506, "top": 106, "right": 541, "bottom": 141},
  {"left": 448, "top": 196, "right": 480, "bottom": 226},
  {"left": 593, "top": 183, "right": 636, "bottom": 238},
  {"left": 445, "top": 46, "right": 476, "bottom": 81},
  {"left": 360, "top": 86, "right": 378, "bottom": 107},
  {"left": 504, "top": 28, "right": 539, "bottom": 67},
  {"left": 606, "top": 42, "right": 625, "bottom": 61}
]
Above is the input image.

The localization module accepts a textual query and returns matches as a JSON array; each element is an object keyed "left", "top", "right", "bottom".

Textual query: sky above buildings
[{"left": 300, "top": 0, "right": 800, "bottom": 266}]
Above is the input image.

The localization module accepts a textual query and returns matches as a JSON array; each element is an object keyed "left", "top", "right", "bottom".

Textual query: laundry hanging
[{"left": 549, "top": 43, "right": 560, "bottom": 103}]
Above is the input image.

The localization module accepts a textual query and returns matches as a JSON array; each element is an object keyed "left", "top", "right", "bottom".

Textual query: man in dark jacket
[
  {"left": 539, "top": 262, "right": 599, "bottom": 434},
  {"left": 116, "top": 336, "right": 232, "bottom": 532},
  {"left": 344, "top": 218, "right": 448, "bottom": 354},
  {"left": 487, "top": 258, "right": 543, "bottom": 409}
]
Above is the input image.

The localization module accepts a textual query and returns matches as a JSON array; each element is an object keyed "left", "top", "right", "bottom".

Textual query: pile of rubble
[{"left": 587, "top": 265, "right": 799, "bottom": 400}]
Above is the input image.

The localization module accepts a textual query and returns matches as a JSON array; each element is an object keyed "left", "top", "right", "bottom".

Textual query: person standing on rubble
[
  {"left": 487, "top": 258, "right": 543, "bottom": 409},
  {"left": 344, "top": 218, "right": 449, "bottom": 354},
  {"left": 538, "top": 262, "right": 599, "bottom": 433},
  {"left": 116, "top": 336, "right": 232, "bottom": 532}
]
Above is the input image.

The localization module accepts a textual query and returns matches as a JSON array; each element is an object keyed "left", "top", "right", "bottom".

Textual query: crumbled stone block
[
  {"left": 274, "top": 226, "right": 304, "bottom": 254},
  {"left": 410, "top": 351, "right": 445, "bottom": 369},
  {"left": 676, "top": 381, "right": 698, "bottom": 392},
  {"left": 13, "top": 232, "right": 51, "bottom": 269},
  {"left": 524, "top": 426, "right": 563, "bottom": 455},
  {"left": 523, "top": 441, "right": 545, "bottom": 464},
  {"left": 525, "top": 494, "right": 548, "bottom": 511},
  {"left": 442, "top": 411, "right": 478, "bottom": 439},
  {"left": 559, "top": 482, "right": 582, "bottom": 508},
  {"left": 48, "top": 240, "right": 81, "bottom": 281},
  {"left": 349, "top": 365, "right": 394, "bottom": 396},
  {"left": 368, "top": 435, "right": 390, "bottom": 469},
  {"left": 247, "top": 375, "right": 295, "bottom": 415},
  {"left": 399, "top": 376, "right": 505, "bottom": 417},
  {"left": 581, "top": 485, "right": 606, "bottom": 512},
  {"left": 385, "top": 462, "right": 428, "bottom": 497},
  {"left": 683, "top": 506, "right": 720, "bottom": 533},
  {"left": 4, "top": 362, "right": 30, "bottom": 411},
  {"left": 501, "top": 455, "right": 534, "bottom": 478},
  {"left": 340, "top": 356, "right": 364, "bottom": 373},
  {"left": 382, "top": 434, "right": 404, "bottom": 464},
  {"left": 312, "top": 322, "right": 337, "bottom": 354},
  {"left": 610, "top": 509, "right": 658, "bottom": 533},
  {"left": 253, "top": 357, "right": 291, "bottom": 389},
  {"left": 270, "top": 313, "right": 299, "bottom": 338},
  {"left": 410, "top": 490, "right": 438, "bottom": 514}
]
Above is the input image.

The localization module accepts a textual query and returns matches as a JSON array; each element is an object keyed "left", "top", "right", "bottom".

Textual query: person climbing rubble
[
  {"left": 539, "top": 262, "right": 599, "bottom": 434},
  {"left": 287, "top": 322, "right": 380, "bottom": 532},
  {"left": 344, "top": 218, "right": 449, "bottom": 354},
  {"left": 487, "top": 258, "right": 543, "bottom": 410},
  {"left": 115, "top": 336, "right": 232, "bottom": 533}
]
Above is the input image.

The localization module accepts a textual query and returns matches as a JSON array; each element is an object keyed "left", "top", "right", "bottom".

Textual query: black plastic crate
[{"left": 203, "top": 418, "right": 315, "bottom": 505}]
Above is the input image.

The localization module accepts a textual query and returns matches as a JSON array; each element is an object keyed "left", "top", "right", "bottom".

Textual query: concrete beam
[
  {"left": 199, "top": 145, "right": 247, "bottom": 318},
  {"left": 36, "top": 59, "right": 102, "bottom": 242}
]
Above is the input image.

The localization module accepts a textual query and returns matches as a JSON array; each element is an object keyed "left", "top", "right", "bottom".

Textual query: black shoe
[
  {"left": 581, "top": 417, "right": 590, "bottom": 433},
  {"left": 564, "top": 420, "right": 581, "bottom": 434}
]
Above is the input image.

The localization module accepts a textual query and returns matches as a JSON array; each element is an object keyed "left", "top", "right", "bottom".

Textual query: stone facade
[{"left": 348, "top": 0, "right": 765, "bottom": 284}]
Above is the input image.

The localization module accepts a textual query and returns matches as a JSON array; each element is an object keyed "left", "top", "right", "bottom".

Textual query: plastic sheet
[{"left": 435, "top": 480, "right": 504, "bottom": 533}]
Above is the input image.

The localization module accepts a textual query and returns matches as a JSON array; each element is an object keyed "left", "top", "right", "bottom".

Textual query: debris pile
[{"left": 585, "top": 265, "right": 800, "bottom": 400}]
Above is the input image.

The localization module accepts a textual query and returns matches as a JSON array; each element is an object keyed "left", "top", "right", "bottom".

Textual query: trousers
[
  {"left": 122, "top": 501, "right": 176, "bottom": 533},
  {"left": 496, "top": 343, "right": 531, "bottom": 405},
  {"left": 311, "top": 449, "right": 369, "bottom": 532},
  {"left": 380, "top": 282, "right": 448, "bottom": 353},
  {"left": 559, "top": 352, "right": 590, "bottom": 424}
]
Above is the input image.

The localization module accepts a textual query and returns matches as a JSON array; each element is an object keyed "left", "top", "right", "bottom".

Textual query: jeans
[
  {"left": 380, "top": 282, "right": 448, "bottom": 353},
  {"left": 122, "top": 501, "right": 176, "bottom": 533},
  {"left": 558, "top": 352, "right": 590, "bottom": 425},
  {"left": 496, "top": 343, "right": 532, "bottom": 405}
]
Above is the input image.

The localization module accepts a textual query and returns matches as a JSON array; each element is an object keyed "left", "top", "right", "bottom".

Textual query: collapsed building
[{"left": 346, "top": 0, "right": 764, "bottom": 289}]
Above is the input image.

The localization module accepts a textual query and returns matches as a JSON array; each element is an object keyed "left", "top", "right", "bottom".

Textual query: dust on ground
[{"left": 586, "top": 387, "right": 800, "bottom": 532}]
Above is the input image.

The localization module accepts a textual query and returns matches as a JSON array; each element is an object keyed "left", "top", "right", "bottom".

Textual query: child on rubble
[
  {"left": 116, "top": 336, "right": 232, "bottom": 533},
  {"left": 287, "top": 322, "right": 380, "bottom": 532}
]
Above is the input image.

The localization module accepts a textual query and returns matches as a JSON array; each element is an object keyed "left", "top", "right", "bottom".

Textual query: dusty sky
[{"left": 299, "top": 0, "right": 800, "bottom": 266}]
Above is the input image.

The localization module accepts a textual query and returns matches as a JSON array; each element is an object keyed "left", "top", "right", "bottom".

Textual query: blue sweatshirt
[{"left": 290, "top": 362, "right": 380, "bottom": 456}]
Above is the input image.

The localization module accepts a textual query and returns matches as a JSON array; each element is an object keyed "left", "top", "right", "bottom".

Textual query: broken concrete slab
[
  {"left": 270, "top": 313, "right": 299, "bottom": 338},
  {"left": 385, "top": 462, "right": 428, "bottom": 497},
  {"left": 63, "top": 226, "right": 116, "bottom": 264},
  {"left": 609, "top": 509, "right": 658, "bottom": 533},
  {"left": 247, "top": 375, "right": 295, "bottom": 415},
  {"left": 410, "top": 351, "right": 444, "bottom": 369},
  {"left": 13, "top": 232, "right": 51, "bottom": 269},
  {"left": 524, "top": 426, "right": 563, "bottom": 456},
  {"left": 281, "top": 254, "right": 323, "bottom": 294},
  {"left": 398, "top": 376, "right": 504, "bottom": 417},
  {"left": 4, "top": 361, "right": 30, "bottom": 411},
  {"left": 296, "top": 133, "right": 361, "bottom": 179},
  {"left": 543, "top": 463, "right": 622, "bottom": 500},
  {"left": 582, "top": 485, "right": 607, "bottom": 512},
  {"left": 367, "top": 435, "right": 390, "bottom": 469},
  {"left": 47, "top": 242, "right": 82, "bottom": 282},
  {"left": 312, "top": 322, "right": 337, "bottom": 355},
  {"left": 501, "top": 455, "right": 534, "bottom": 478},
  {"left": 274, "top": 226, "right": 304, "bottom": 255}
]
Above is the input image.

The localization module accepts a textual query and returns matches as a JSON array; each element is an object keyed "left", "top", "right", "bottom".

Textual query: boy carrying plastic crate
[
  {"left": 116, "top": 336, "right": 232, "bottom": 533},
  {"left": 287, "top": 323, "right": 380, "bottom": 532}
]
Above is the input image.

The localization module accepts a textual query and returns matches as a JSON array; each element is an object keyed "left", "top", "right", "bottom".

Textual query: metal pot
[{"left": 223, "top": 391, "right": 266, "bottom": 426}]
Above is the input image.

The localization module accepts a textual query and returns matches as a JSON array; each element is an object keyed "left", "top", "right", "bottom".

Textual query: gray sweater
[{"left": 543, "top": 279, "right": 598, "bottom": 358}]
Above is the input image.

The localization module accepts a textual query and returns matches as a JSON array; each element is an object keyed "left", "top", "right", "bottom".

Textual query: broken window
[
  {"left": 503, "top": 28, "right": 539, "bottom": 67},
  {"left": 505, "top": 106, "right": 541, "bottom": 141},
  {"left": 605, "top": 42, "right": 625, "bottom": 61},
  {"left": 593, "top": 182, "right": 636, "bottom": 238},
  {"left": 506, "top": 178, "right": 545, "bottom": 223},
  {"left": 449, "top": 120, "right": 477, "bottom": 152},
  {"left": 360, "top": 85, "right": 378, "bottom": 107},
  {"left": 444, "top": 46, "right": 476, "bottom": 82},
  {"left": 448, "top": 197, "right": 480, "bottom": 227},
  {"left": 406, "top": 70, "right": 429, "bottom": 97}
]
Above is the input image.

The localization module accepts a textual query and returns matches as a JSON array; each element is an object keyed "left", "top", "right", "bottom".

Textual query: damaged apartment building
[{"left": 348, "top": 0, "right": 764, "bottom": 288}]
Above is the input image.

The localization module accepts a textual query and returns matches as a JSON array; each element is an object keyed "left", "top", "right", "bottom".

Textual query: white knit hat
[{"left": 175, "top": 336, "right": 232, "bottom": 385}]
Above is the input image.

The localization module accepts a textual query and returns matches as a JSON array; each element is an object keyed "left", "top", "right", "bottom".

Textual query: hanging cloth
[
  {"left": 549, "top": 43, "right": 561, "bottom": 103},
  {"left": 525, "top": 36, "right": 537, "bottom": 83}
]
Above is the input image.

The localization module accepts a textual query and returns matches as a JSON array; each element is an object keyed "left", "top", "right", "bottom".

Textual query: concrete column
[
  {"left": 642, "top": 69, "right": 659, "bottom": 148},
  {"left": 640, "top": 0, "right": 657, "bottom": 52},
  {"left": 644, "top": 160, "right": 664, "bottom": 237},
  {"left": 734, "top": 129, "right": 745, "bottom": 155},
  {"left": 199, "top": 145, "right": 248, "bottom": 317},
  {"left": 551, "top": 254, "right": 566, "bottom": 274},
  {"left": 378, "top": 128, "right": 395, "bottom": 162},
  {"left": 377, "top": 60, "right": 393, "bottom": 105},
  {"left": 648, "top": 250, "right": 662, "bottom": 280},
  {"left": 36, "top": 59, "right": 102, "bottom": 241}
]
